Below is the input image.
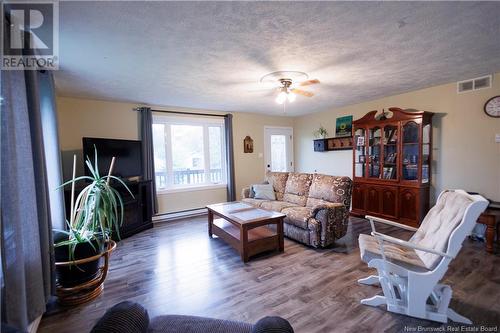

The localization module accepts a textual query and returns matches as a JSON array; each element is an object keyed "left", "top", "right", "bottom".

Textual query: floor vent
[{"left": 457, "top": 75, "right": 492, "bottom": 93}]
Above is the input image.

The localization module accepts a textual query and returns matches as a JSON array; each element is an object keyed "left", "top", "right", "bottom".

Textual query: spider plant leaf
[
  {"left": 93, "top": 145, "right": 100, "bottom": 179},
  {"left": 107, "top": 186, "right": 123, "bottom": 239},
  {"left": 103, "top": 175, "right": 134, "bottom": 198},
  {"left": 104, "top": 183, "right": 119, "bottom": 226},
  {"left": 54, "top": 239, "right": 75, "bottom": 247},
  {"left": 86, "top": 238, "right": 97, "bottom": 253},
  {"left": 56, "top": 176, "right": 94, "bottom": 190},
  {"left": 85, "top": 159, "right": 98, "bottom": 179},
  {"left": 92, "top": 189, "right": 101, "bottom": 231},
  {"left": 54, "top": 228, "right": 71, "bottom": 237},
  {"left": 110, "top": 186, "right": 124, "bottom": 224}
]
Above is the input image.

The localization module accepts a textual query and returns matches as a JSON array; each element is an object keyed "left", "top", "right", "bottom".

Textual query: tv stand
[
  {"left": 64, "top": 179, "right": 153, "bottom": 240},
  {"left": 117, "top": 179, "right": 153, "bottom": 239}
]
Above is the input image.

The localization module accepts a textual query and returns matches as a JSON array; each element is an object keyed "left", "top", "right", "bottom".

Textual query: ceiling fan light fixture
[
  {"left": 276, "top": 90, "right": 287, "bottom": 104},
  {"left": 263, "top": 72, "right": 318, "bottom": 106}
]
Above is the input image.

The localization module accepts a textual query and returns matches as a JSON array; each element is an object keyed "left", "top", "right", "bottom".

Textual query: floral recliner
[{"left": 241, "top": 172, "right": 352, "bottom": 248}]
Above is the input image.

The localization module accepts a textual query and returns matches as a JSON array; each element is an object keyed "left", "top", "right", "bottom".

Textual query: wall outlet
[
  {"left": 258, "top": 153, "right": 263, "bottom": 158},
  {"left": 496, "top": 134, "right": 500, "bottom": 143}
]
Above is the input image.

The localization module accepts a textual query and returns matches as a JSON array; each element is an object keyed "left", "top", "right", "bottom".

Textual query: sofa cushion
[
  {"left": 241, "top": 198, "right": 269, "bottom": 208},
  {"left": 253, "top": 184, "right": 276, "bottom": 200},
  {"left": 260, "top": 200, "right": 298, "bottom": 212},
  {"left": 252, "top": 316, "right": 294, "bottom": 333},
  {"left": 265, "top": 172, "right": 289, "bottom": 200},
  {"left": 359, "top": 234, "right": 428, "bottom": 272},
  {"left": 283, "top": 173, "right": 312, "bottom": 206},
  {"left": 149, "top": 315, "right": 252, "bottom": 333},
  {"left": 281, "top": 206, "right": 314, "bottom": 229},
  {"left": 306, "top": 174, "right": 352, "bottom": 208},
  {"left": 410, "top": 190, "right": 473, "bottom": 270},
  {"left": 249, "top": 181, "right": 269, "bottom": 198},
  {"left": 91, "top": 301, "right": 149, "bottom": 333}
]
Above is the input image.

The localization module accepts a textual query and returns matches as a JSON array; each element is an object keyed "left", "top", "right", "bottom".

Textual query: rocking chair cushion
[
  {"left": 359, "top": 234, "right": 428, "bottom": 272},
  {"left": 410, "top": 191, "right": 474, "bottom": 270}
]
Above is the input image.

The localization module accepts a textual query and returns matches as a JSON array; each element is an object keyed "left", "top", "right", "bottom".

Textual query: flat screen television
[{"left": 82, "top": 137, "right": 142, "bottom": 179}]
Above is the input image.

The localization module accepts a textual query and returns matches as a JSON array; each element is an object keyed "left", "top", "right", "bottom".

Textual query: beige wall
[
  {"left": 56, "top": 96, "right": 292, "bottom": 214},
  {"left": 294, "top": 73, "right": 500, "bottom": 202}
]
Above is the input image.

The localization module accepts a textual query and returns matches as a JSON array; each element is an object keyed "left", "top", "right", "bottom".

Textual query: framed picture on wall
[{"left": 335, "top": 115, "right": 353, "bottom": 137}]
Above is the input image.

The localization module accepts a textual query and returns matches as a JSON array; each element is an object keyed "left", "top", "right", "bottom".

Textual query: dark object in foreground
[{"left": 90, "top": 301, "right": 294, "bottom": 333}]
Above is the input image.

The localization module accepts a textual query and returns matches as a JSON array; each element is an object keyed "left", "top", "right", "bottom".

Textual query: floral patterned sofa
[{"left": 241, "top": 172, "right": 352, "bottom": 248}]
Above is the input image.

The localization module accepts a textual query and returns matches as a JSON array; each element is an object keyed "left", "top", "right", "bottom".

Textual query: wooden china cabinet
[{"left": 351, "top": 107, "right": 433, "bottom": 227}]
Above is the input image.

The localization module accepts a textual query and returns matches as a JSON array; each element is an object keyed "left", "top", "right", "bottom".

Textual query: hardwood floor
[{"left": 39, "top": 216, "right": 500, "bottom": 332}]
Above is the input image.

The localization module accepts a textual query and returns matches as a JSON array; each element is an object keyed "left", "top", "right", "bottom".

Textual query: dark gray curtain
[
  {"left": 1, "top": 68, "right": 56, "bottom": 330},
  {"left": 138, "top": 107, "right": 158, "bottom": 214},
  {"left": 224, "top": 114, "right": 236, "bottom": 201}
]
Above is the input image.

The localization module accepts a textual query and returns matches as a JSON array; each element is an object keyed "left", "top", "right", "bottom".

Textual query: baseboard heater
[{"left": 153, "top": 207, "right": 207, "bottom": 223}]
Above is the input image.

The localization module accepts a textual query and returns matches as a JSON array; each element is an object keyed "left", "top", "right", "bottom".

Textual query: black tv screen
[{"left": 82, "top": 137, "right": 142, "bottom": 179}]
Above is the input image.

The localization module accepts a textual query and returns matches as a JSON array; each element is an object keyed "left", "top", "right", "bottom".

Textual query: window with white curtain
[{"left": 152, "top": 115, "right": 226, "bottom": 191}]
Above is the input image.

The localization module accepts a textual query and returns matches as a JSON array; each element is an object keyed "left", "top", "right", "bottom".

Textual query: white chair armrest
[
  {"left": 366, "top": 215, "right": 418, "bottom": 233},
  {"left": 371, "top": 231, "right": 454, "bottom": 259}
]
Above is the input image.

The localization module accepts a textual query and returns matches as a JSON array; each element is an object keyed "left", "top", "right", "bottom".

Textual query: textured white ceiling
[{"left": 56, "top": 1, "right": 500, "bottom": 116}]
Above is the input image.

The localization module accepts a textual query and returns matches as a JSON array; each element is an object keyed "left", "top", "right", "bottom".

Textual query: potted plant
[
  {"left": 314, "top": 125, "right": 328, "bottom": 139},
  {"left": 54, "top": 149, "right": 132, "bottom": 287}
]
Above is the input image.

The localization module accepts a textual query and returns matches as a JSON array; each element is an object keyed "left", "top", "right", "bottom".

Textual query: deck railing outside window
[{"left": 155, "top": 168, "right": 223, "bottom": 189}]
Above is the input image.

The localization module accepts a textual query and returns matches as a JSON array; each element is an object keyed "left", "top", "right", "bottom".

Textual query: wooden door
[
  {"left": 365, "top": 186, "right": 381, "bottom": 215},
  {"left": 380, "top": 186, "right": 398, "bottom": 218},
  {"left": 399, "top": 188, "right": 418, "bottom": 225},
  {"left": 352, "top": 183, "right": 365, "bottom": 213}
]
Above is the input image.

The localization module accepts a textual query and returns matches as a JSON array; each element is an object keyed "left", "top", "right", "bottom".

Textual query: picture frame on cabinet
[
  {"left": 383, "top": 167, "right": 395, "bottom": 179},
  {"left": 385, "top": 153, "right": 397, "bottom": 164},
  {"left": 356, "top": 136, "right": 365, "bottom": 147},
  {"left": 387, "top": 128, "right": 397, "bottom": 143}
]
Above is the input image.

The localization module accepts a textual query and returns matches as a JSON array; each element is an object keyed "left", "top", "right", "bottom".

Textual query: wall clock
[{"left": 484, "top": 95, "right": 500, "bottom": 118}]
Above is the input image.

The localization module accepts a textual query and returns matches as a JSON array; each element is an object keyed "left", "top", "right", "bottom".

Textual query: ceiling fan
[
  {"left": 275, "top": 78, "right": 320, "bottom": 104},
  {"left": 260, "top": 71, "right": 320, "bottom": 104}
]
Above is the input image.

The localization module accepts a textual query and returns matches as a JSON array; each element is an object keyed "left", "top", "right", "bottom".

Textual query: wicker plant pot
[{"left": 55, "top": 240, "right": 116, "bottom": 306}]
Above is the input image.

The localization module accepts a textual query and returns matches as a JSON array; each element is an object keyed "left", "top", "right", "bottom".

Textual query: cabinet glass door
[
  {"left": 382, "top": 125, "right": 398, "bottom": 180},
  {"left": 368, "top": 127, "right": 381, "bottom": 178},
  {"left": 402, "top": 121, "right": 419, "bottom": 181},
  {"left": 354, "top": 128, "right": 366, "bottom": 177},
  {"left": 422, "top": 124, "right": 430, "bottom": 183}
]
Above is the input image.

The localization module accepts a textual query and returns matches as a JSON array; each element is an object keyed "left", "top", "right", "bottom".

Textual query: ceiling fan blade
[
  {"left": 299, "top": 79, "right": 320, "bottom": 86},
  {"left": 291, "top": 89, "right": 314, "bottom": 97}
]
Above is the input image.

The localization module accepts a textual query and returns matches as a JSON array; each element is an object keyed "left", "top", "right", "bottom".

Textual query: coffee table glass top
[{"left": 206, "top": 202, "right": 285, "bottom": 223}]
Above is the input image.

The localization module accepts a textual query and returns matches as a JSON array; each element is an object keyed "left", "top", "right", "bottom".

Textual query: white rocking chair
[{"left": 358, "top": 190, "right": 488, "bottom": 324}]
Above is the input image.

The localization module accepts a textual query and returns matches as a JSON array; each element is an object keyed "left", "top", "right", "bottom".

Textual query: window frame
[{"left": 153, "top": 114, "right": 227, "bottom": 193}]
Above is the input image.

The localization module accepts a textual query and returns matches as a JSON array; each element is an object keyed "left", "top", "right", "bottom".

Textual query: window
[{"left": 153, "top": 115, "right": 226, "bottom": 191}]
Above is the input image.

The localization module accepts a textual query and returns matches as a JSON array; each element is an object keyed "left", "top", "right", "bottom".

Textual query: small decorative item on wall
[
  {"left": 244, "top": 136, "right": 254, "bottom": 153},
  {"left": 484, "top": 95, "right": 500, "bottom": 118},
  {"left": 313, "top": 125, "right": 328, "bottom": 139},
  {"left": 335, "top": 115, "right": 353, "bottom": 137}
]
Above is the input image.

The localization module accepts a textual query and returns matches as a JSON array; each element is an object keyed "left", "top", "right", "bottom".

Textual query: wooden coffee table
[{"left": 206, "top": 202, "right": 285, "bottom": 262}]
